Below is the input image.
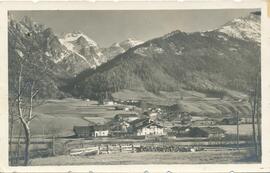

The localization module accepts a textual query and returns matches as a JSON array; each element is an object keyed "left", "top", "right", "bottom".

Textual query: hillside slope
[
  {"left": 64, "top": 13, "right": 260, "bottom": 116},
  {"left": 8, "top": 16, "right": 71, "bottom": 98}
]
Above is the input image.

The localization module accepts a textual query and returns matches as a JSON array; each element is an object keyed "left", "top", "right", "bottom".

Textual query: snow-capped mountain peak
[
  {"left": 60, "top": 32, "right": 98, "bottom": 50},
  {"left": 119, "top": 38, "right": 144, "bottom": 49},
  {"left": 102, "top": 38, "right": 144, "bottom": 60},
  {"left": 217, "top": 13, "right": 260, "bottom": 43}
]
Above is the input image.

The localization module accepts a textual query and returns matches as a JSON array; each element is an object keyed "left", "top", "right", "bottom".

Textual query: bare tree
[
  {"left": 10, "top": 46, "right": 47, "bottom": 165},
  {"left": 16, "top": 61, "right": 40, "bottom": 166}
]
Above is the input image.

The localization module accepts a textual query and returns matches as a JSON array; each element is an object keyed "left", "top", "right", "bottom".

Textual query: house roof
[
  {"left": 94, "top": 125, "right": 109, "bottom": 131},
  {"left": 130, "top": 118, "right": 149, "bottom": 125},
  {"left": 115, "top": 114, "right": 138, "bottom": 118},
  {"left": 74, "top": 124, "right": 109, "bottom": 131},
  {"left": 73, "top": 126, "right": 94, "bottom": 132},
  {"left": 134, "top": 121, "right": 164, "bottom": 130}
]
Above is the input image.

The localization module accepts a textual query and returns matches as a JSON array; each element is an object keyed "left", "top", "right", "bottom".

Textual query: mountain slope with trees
[{"left": 63, "top": 13, "right": 260, "bottom": 115}]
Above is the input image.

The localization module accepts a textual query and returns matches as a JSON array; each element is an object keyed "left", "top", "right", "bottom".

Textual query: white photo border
[{"left": 0, "top": 0, "right": 270, "bottom": 172}]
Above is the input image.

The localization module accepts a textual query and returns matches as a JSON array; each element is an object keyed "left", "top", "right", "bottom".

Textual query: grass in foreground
[{"left": 29, "top": 149, "right": 257, "bottom": 165}]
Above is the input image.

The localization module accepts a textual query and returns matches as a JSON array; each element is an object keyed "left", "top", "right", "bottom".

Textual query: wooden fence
[{"left": 69, "top": 144, "right": 140, "bottom": 156}]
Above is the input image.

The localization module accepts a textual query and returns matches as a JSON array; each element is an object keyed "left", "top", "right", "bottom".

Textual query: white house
[
  {"left": 136, "top": 124, "right": 164, "bottom": 136},
  {"left": 132, "top": 119, "right": 165, "bottom": 136},
  {"left": 93, "top": 125, "right": 109, "bottom": 137}
]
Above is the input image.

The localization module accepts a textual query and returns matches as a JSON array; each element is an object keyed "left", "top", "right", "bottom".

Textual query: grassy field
[
  {"left": 11, "top": 95, "right": 252, "bottom": 137},
  {"left": 113, "top": 89, "right": 251, "bottom": 116},
  {"left": 12, "top": 98, "right": 138, "bottom": 136},
  {"left": 219, "top": 124, "right": 253, "bottom": 136},
  {"left": 29, "top": 149, "right": 256, "bottom": 165}
]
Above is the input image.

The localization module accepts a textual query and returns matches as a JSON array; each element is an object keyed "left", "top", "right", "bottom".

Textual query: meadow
[
  {"left": 11, "top": 93, "right": 252, "bottom": 137},
  {"left": 12, "top": 98, "right": 137, "bottom": 136},
  {"left": 29, "top": 148, "right": 256, "bottom": 165}
]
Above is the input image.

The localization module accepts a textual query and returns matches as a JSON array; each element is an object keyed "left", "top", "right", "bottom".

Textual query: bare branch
[
  {"left": 32, "top": 89, "right": 39, "bottom": 98},
  {"left": 27, "top": 114, "right": 38, "bottom": 123}
]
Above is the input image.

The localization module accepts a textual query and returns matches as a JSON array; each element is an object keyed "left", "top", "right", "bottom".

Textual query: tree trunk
[
  {"left": 15, "top": 126, "right": 22, "bottom": 165},
  {"left": 22, "top": 122, "right": 30, "bottom": 166}
]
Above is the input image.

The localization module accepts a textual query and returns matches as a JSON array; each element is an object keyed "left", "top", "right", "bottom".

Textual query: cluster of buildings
[
  {"left": 73, "top": 106, "right": 227, "bottom": 139},
  {"left": 74, "top": 99, "right": 251, "bottom": 139},
  {"left": 73, "top": 115, "right": 165, "bottom": 138}
]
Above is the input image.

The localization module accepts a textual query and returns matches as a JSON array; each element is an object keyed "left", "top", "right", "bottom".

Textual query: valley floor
[{"left": 29, "top": 149, "right": 256, "bottom": 165}]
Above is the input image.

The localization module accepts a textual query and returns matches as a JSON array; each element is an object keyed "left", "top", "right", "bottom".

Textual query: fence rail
[{"left": 69, "top": 144, "right": 137, "bottom": 156}]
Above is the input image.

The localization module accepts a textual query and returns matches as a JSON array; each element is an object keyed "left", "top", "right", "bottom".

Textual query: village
[
  {"left": 8, "top": 97, "right": 255, "bottom": 165},
  {"left": 68, "top": 98, "right": 253, "bottom": 156},
  {"left": 74, "top": 99, "right": 251, "bottom": 139}
]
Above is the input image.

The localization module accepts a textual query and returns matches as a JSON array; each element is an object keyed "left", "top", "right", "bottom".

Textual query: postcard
[{"left": 0, "top": 0, "right": 270, "bottom": 172}]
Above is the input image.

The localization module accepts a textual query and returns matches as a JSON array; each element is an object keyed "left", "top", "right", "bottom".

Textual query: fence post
[
  {"left": 119, "top": 144, "right": 122, "bottom": 152},
  {"left": 107, "top": 144, "right": 109, "bottom": 154},
  {"left": 98, "top": 145, "right": 100, "bottom": 155},
  {"left": 132, "top": 144, "right": 134, "bottom": 153},
  {"left": 52, "top": 136, "right": 55, "bottom": 156},
  {"left": 81, "top": 142, "right": 84, "bottom": 148}
]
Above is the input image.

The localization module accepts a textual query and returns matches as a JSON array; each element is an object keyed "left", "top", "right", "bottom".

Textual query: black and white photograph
[{"left": 7, "top": 8, "right": 262, "bottom": 166}]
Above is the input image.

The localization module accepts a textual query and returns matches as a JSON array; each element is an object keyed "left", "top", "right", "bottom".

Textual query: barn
[
  {"left": 73, "top": 126, "right": 94, "bottom": 138},
  {"left": 93, "top": 125, "right": 109, "bottom": 137},
  {"left": 73, "top": 125, "right": 109, "bottom": 138}
]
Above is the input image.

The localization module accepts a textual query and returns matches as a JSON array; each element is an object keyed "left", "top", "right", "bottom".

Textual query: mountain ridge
[{"left": 62, "top": 13, "right": 260, "bottom": 117}]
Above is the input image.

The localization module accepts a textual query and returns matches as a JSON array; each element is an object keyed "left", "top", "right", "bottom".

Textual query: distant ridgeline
[
  {"left": 64, "top": 13, "right": 260, "bottom": 101},
  {"left": 8, "top": 12, "right": 261, "bottom": 106}
]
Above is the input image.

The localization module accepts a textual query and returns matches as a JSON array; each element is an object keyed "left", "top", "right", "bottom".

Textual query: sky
[{"left": 10, "top": 9, "right": 259, "bottom": 47}]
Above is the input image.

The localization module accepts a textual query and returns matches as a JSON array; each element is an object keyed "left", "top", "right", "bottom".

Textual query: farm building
[
  {"left": 130, "top": 118, "right": 150, "bottom": 128},
  {"left": 110, "top": 121, "right": 133, "bottom": 137},
  {"left": 73, "top": 126, "right": 94, "bottom": 138},
  {"left": 115, "top": 106, "right": 135, "bottom": 111},
  {"left": 103, "top": 99, "right": 115, "bottom": 105},
  {"left": 131, "top": 118, "right": 165, "bottom": 136},
  {"left": 73, "top": 125, "right": 109, "bottom": 138},
  {"left": 135, "top": 123, "right": 164, "bottom": 136},
  {"left": 93, "top": 125, "right": 109, "bottom": 137},
  {"left": 189, "top": 127, "right": 226, "bottom": 138}
]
